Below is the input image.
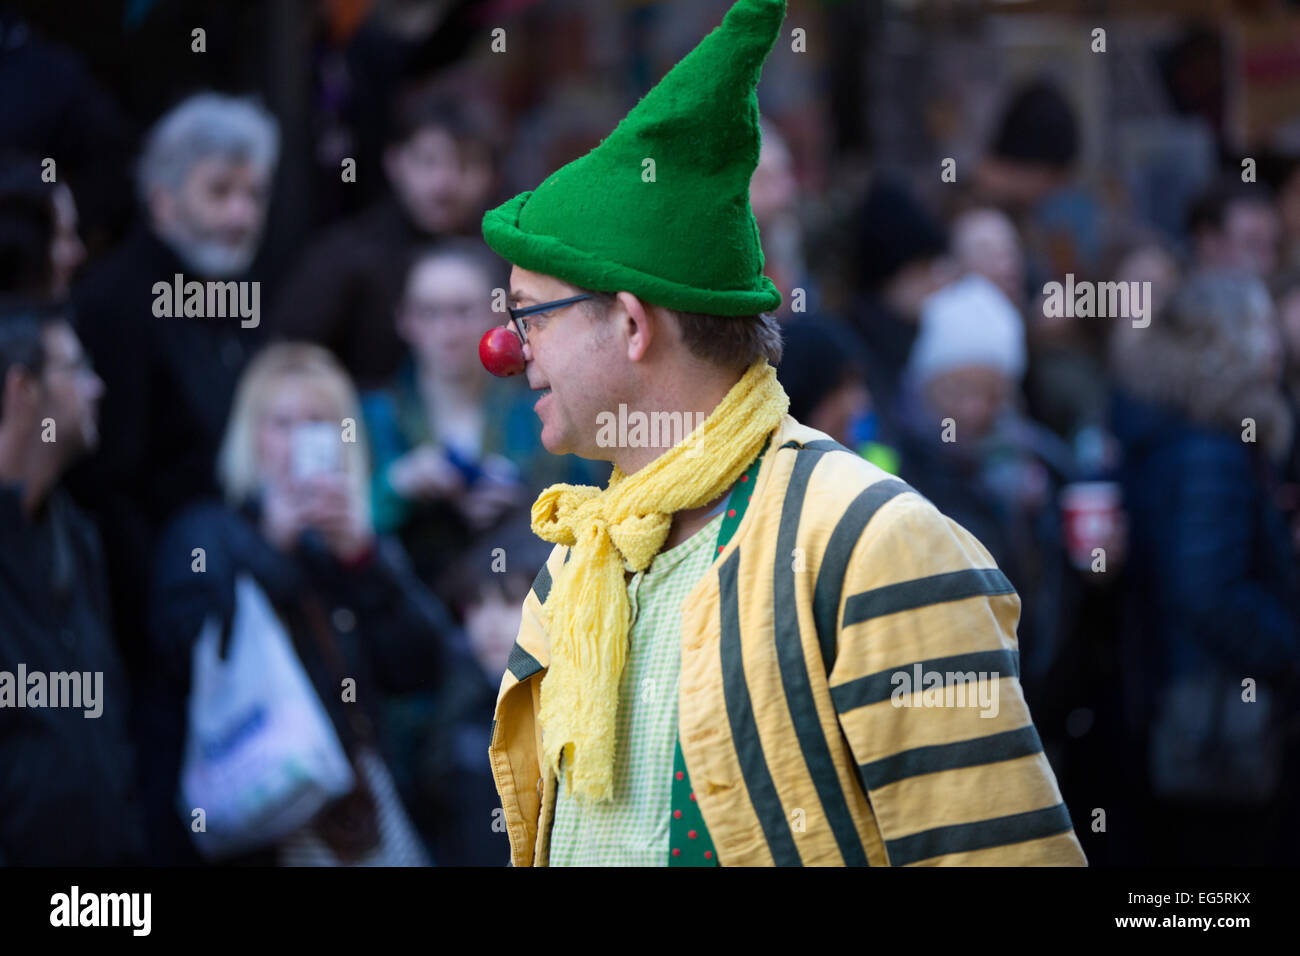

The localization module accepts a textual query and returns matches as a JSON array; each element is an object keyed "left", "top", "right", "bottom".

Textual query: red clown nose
[{"left": 479, "top": 325, "right": 525, "bottom": 377}]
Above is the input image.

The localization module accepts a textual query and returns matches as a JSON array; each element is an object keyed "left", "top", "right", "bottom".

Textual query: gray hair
[{"left": 136, "top": 93, "right": 280, "bottom": 202}]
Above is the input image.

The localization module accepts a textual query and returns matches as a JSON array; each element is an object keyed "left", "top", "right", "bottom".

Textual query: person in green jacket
[
  {"left": 481, "top": 0, "right": 1085, "bottom": 867},
  {"left": 361, "top": 239, "right": 606, "bottom": 595}
]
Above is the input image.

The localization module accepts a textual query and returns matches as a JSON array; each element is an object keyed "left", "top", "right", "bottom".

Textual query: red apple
[{"left": 479, "top": 325, "right": 525, "bottom": 377}]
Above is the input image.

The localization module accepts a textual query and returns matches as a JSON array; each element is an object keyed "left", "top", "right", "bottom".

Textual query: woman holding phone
[{"left": 149, "top": 343, "right": 456, "bottom": 865}]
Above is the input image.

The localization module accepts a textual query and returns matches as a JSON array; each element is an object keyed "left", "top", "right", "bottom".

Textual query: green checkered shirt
[{"left": 548, "top": 506, "right": 726, "bottom": 867}]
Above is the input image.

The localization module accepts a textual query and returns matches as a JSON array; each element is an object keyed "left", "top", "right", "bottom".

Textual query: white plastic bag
[{"left": 178, "top": 573, "right": 355, "bottom": 859}]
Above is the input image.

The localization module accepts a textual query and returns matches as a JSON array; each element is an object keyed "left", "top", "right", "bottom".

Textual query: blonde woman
[{"left": 149, "top": 343, "right": 454, "bottom": 866}]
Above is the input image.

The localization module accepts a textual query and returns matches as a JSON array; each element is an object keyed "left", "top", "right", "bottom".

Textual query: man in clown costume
[{"left": 482, "top": 0, "right": 1086, "bottom": 866}]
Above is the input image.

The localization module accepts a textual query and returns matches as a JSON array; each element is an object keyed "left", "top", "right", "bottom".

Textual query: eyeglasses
[{"left": 507, "top": 293, "right": 592, "bottom": 345}]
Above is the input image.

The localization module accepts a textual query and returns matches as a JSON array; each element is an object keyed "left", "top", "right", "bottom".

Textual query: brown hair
[
  {"left": 581, "top": 290, "right": 783, "bottom": 371},
  {"left": 405, "top": 237, "right": 508, "bottom": 298},
  {"left": 1110, "top": 272, "right": 1293, "bottom": 457}
]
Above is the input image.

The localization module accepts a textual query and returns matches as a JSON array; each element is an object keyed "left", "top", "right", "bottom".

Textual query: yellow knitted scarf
[{"left": 530, "top": 357, "right": 790, "bottom": 803}]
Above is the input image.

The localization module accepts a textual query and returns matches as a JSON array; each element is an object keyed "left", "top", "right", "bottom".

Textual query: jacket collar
[{"left": 0, "top": 479, "right": 59, "bottom": 531}]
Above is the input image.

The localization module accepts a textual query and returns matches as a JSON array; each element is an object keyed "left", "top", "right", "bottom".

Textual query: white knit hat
[{"left": 905, "top": 273, "right": 1027, "bottom": 387}]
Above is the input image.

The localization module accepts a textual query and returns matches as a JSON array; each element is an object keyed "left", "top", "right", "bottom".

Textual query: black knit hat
[
  {"left": 990, "top": 78, "right": 1079, "bottom": 169},
  {"left": 777, "top": 316, "right": 869, "bottom": 422},
  {"left": 855, "top": 176, "right": 948, "bottom": 291}
]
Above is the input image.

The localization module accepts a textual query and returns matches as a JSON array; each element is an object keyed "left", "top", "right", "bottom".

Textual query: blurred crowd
[{"left": 2, "top": 1, "right": 1299, "bottom": 867}]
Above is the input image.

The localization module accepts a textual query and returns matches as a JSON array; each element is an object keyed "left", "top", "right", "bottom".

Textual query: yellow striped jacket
[{"left": 488, "top": 415, "right": 1087, "bottom": 866}]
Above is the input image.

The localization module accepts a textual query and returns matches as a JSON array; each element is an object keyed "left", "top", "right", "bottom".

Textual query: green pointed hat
[{"left": 482, "top": 0, "right": 786, "bottom": 316}]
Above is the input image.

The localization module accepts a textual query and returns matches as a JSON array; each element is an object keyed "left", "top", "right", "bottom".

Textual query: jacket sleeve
[
  {"left": 149, "top": 505, "right": 238, "bottom": 692},
  {"left": 826, "top": 492, "right": 1087, "bottom": 866},
  {"left": 67, "top": 298, "right": 161, "bottom": 641},
  {"left": 1162, "top": 434, "right": 1300, "bottom": 693},
  {"left": 303, "top": 535, "right": 455, "bottom": 694}
]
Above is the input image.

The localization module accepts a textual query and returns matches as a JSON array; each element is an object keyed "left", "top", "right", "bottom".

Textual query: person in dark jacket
[
  {"left": 404, "top": 513, "right": 550, "bottom": 866},
  {"left": 269, "top": 92, "right": 495, "bottom": 389},
  {"left": 1109, "top": 271, "right": 1300, "bottom": 865},
  {"left": 67, "top": 93, "right": 279, "bottom": 677},
  {"left": 150, "top": 342, "right": 455, "bottom": 865},
  {"left": 0, "top": 155, "right": 87, "bottom": 299},
  {"left": 0, "top": 299, "right": 145, "bottom": 865},
  {"left": 0, "top": 10, "right": 132, "bottom": 253}
]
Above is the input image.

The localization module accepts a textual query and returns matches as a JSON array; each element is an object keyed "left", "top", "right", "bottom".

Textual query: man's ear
[{"left": 615, "top": 291, "right": 658, "bottom": 363}]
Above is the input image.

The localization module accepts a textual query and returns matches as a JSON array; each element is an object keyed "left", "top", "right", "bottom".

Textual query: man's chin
[
  {"left": 169, "top": 236, "right": 259, "bottom": 278},
  {"left": 537, "top": 421, "right": 614, "bottom": 463},
  {"left": 538, "top": 428, "right": 568, "bottom": 457}
]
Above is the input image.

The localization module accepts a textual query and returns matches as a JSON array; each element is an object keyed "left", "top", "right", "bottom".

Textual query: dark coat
[
  {"left": 1110, "top": 387, "right": 1300, "bottom": 709},
  {"left": 1108, "top": 286, "right": 1300, "bottom": 859},
  {"left": 67, "top": 226, "right": 265, "bottom": 673},
  {"left": 0, "top": 12, "right": 132, "bottom": 247},
  {"left": 147, "top": 499, "right": 456, "bottom": 863},
  {"left": 0, "top": 484, "right": 145, "bottom": 865},
  {"left": 414, "top": 650, "right": 509, "bottom": 866}
]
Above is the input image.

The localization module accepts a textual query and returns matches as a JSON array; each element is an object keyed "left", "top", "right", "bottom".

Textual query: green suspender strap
[{"left": 668, "top": 435, "right": 771, "bottom": 866}]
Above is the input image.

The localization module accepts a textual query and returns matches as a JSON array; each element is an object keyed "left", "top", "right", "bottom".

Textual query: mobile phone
[{"left": 291, "top": 422, "right": 343, "bottom": 479}]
